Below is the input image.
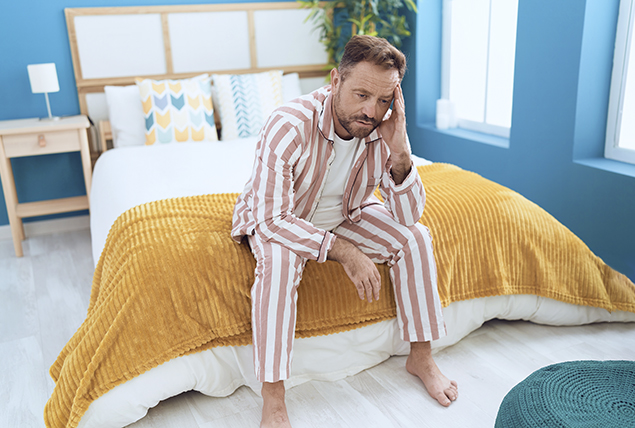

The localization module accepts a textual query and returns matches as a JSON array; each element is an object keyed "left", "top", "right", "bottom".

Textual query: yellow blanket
[{"left": 44, "top": 164, "right": 635, "bottom": 428}]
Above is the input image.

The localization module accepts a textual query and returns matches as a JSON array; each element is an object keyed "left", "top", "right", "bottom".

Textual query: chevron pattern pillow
[
  {"left": 136, "top": 74, "right": 218, "bottom": 145},
  {"left": 213, "top": 70, "right": 283, "bottom": 140}
]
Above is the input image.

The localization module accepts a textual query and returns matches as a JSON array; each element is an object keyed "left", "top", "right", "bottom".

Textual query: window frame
[{"left": 605, "top": 0, "right": 635, "bottom": 165}]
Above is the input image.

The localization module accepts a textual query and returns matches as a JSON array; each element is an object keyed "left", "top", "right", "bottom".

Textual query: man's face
[{"left": 331, "top": 61, "right": 400, "bottom": 140}]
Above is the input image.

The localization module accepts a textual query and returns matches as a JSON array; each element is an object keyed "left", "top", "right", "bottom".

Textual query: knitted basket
[{"left": 495, "top": 360, "right": 635, "bottom": 428}]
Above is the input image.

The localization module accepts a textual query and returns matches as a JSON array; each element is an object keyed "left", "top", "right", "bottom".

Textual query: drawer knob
[{"left": 38, "top": 134, "right": 47, "bottom": 147}]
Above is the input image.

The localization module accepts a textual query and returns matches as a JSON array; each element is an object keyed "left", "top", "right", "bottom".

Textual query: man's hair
[{"left": 338, "top": 35, "right": 407, "bottom": 81}]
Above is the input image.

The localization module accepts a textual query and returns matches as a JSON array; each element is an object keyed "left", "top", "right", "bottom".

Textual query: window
[
  {"left": 440, "top": 0, "right": 519, "bottom": 138},
  {"left": 605, "top": 0, "right": 635, "bottom": 165}
]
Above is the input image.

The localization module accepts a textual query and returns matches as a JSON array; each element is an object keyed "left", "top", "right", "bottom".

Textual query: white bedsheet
[
  {"left": 90, "top": 138, "right": 262, "bottom": 264},
  {"left": 84, "top": 140, "right": 635, "bottom": 428}
]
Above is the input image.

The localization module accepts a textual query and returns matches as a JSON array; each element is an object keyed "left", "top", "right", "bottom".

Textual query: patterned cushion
[
  {"left": 136, "top": 74, "right": 218, "bottom": 145},
  {"left": 212, "top": 70, "right": 283, "bottom": 140}
]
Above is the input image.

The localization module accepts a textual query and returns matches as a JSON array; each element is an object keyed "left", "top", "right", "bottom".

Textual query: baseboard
[{"left": 0, "top": 215, "right": 90, "bottom": 241}]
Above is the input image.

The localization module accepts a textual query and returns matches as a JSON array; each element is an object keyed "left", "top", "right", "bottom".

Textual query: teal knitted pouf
[{"left": 495, "top": 360, "right": 635, "bottom": 428}]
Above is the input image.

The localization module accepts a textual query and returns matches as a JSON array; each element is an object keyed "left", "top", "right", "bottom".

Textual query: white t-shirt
[{"left": 310, "top": 134, "right": 361, "bottom": 231}]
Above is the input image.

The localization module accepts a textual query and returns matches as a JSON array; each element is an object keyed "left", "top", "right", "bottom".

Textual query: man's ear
[{"left": 330, "top": 68, "right": 340, "bottom": 92}]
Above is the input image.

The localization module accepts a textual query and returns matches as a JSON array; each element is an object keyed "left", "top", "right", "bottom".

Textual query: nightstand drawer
[{"left": 2, "top": 129, "right": 80, "bottom": 158}]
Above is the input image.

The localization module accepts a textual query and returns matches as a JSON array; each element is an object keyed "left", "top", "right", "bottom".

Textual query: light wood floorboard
[{"left": 1, "top": 230, "right": 633, "bottom": 427}]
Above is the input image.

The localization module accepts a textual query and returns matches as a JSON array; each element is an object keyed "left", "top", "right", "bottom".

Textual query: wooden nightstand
[{"left": 0, "top": 115, "right": 92, "bottom": 257}]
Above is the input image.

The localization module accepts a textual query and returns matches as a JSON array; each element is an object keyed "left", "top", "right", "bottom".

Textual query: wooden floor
[{"left": 1, "top": 229, "right": 634, "bottom": 428}]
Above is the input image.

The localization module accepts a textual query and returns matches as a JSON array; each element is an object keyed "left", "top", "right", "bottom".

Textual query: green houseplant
[{"left": 298, "top": 0, "right": 418, "bottom": 69}]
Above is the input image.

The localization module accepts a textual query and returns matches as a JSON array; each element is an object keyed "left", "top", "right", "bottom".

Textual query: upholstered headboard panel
[{"left": 65, "top": 2, "right": 329, "bottom": 148}]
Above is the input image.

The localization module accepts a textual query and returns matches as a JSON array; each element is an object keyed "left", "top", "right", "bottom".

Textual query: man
[{"left": 232, "top": 35, "right": 458, "bottom": 427}]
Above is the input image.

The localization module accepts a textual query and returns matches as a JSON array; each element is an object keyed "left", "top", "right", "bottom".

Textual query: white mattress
[{"left": 84, "top": 139, "right": 635, "bottom": 428}]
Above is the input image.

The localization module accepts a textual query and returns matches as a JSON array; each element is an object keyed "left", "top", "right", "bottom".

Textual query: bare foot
[
  {"left": 406, "top": 342, "right": 458, "bottom": 407},
  {"left": 261, "top": 381, "right": 292, "bottom": 428}
]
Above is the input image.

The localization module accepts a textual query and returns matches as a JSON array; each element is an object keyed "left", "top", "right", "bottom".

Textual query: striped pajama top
[{"left": 231, "top": 85, "right": 426, "bottom": 263}]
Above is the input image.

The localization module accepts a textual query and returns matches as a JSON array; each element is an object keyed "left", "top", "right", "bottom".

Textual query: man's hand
[
  {"left": 328, "top": 237, "right": 381, "bottom": 303},
  {"left": 379, "top": 84, "right": 411, "bottom": 185}
]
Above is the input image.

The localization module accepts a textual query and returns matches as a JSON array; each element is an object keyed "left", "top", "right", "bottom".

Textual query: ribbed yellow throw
[{"left": 44, "top": 164, "right": 635, "bottom": 428}]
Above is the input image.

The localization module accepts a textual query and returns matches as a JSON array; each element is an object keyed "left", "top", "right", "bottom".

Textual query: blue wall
[{"left": 405, "top": 0, "right": 635, "bottom": 281}]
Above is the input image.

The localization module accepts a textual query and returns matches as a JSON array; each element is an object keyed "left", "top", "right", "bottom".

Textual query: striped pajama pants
[{"left": 247, "top": 203, "right": 446, "bottom": 383}]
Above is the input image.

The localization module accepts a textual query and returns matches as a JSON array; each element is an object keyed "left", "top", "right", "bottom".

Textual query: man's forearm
[
  {"left": 380, "top": 152, "right": 426, "bottom": 227},
  {"left": 327, "top": 236, "right": 382, "bottom": 302},
  {"left": 390, "top": 152, "right": 412, "bottom": 185},
  {"left": 326, "top": 235, "right": 348, "bottom": 263}
]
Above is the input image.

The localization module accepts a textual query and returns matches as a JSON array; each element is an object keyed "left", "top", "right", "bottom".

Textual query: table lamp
[{"left": 27, "top": 63, "right": 60, "bottom": 121}]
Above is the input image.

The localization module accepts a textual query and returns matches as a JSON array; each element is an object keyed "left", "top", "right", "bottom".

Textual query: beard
[{"left": 333, "top": 91, "right": 382, "bottom": 139}]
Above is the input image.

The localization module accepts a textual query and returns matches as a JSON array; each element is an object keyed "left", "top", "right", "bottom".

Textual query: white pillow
[
  {"left": 282, "top": 73, "right": 302, "bottom": 102},
  {"left": 104, "top": 85, "right": 146, "bottom": 148}
]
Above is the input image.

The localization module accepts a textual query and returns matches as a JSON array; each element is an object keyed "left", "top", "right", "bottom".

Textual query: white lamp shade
[{"left": 27, "top": 63, "right": 60, "bottom": 94}]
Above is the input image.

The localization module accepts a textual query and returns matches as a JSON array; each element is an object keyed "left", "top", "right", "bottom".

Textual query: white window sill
[{"left": 420, "top": 123, "right": 510, "bottom": 149}]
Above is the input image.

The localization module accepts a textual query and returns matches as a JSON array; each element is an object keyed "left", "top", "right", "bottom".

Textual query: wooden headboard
[{"left": 65, "top": 2, "right": 329, "bottom": 152}]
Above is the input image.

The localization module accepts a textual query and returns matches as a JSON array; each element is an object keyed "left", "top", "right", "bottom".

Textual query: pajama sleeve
[{"left": 379, "top": 147, "right": 426, "bottom": 227}]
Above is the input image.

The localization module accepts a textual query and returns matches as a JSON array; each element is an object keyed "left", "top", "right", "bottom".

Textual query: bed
[{"left": 44, "top": 3, "right": 635, "bottom": 428}]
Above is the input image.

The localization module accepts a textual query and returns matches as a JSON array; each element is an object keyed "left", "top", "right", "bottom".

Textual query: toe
[
  {"left": 446, "top": 388, "right": 458, "bottom": 401},
  {"left": 436, "top": 392, "right": 452, "bottom": 407}
]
